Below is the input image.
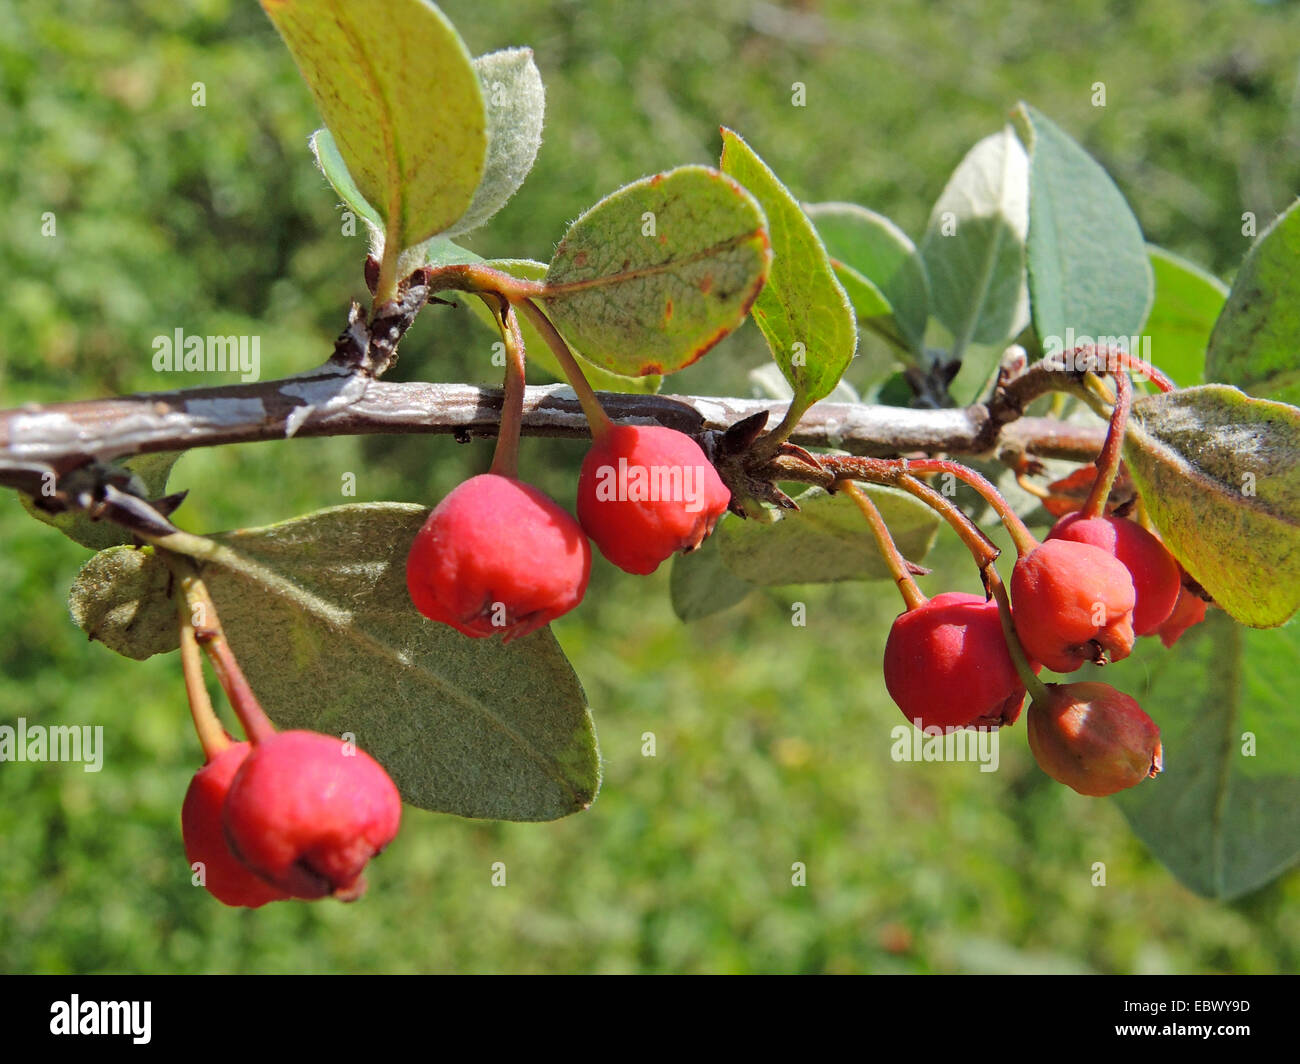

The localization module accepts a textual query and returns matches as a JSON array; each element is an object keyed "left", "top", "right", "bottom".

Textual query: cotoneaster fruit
[
  {"left": 406, "top": 473, "right": 591, "bottom": 640},
  {"left": 577, "top": 425, "right": 730, "bottom": 575},
  {"left": 222, "top": 731, "right": 402, "bottom": 901}
]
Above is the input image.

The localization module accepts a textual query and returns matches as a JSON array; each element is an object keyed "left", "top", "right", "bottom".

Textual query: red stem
[
  {"left": 899, "top": 458, "right": 1040, "bottom": 558},
  {"left": 818, "top": 455, "right": 1012, "bottom": 569},
  {"left": 516, "top": 298, "right": 614, "bottom": 442},
  {"left": 897, "top": 473, "right": 1001, "bottom": 573},
  {"left": 839, "top": 480, "right": 927, "bottom": 611},
  {"left": 167, "top": 564, "right": 277, "bottom": 745},
  {"left": 481, "top": 294, "right": 526, "bottom": 479},
  {"left": 1082, "top": 364, "right": 1133, "bottom": 518}
]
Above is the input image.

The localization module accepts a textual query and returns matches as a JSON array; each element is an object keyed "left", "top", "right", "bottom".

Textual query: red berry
[
  {"left": 1010, "top": 538, "right": 1136, "bottom": 673},
  {"left": 1048, "top": 513, "right": 1180, "bottom": 636},
  {"left": 222, "top": 731, "right": 402, "bottom": 901},
  {"left": 181, "top": 742, "right": 289, "bottom": 909},
  {"left": 883, "top": 592, "right": 1030, "bottom": 729},
  {"left": 406, "top": 473, "right": 591, "bottom": 641},
  {"left": 1026, "top": 682, "right": 1162, "bottom": 796},
  {"left": 577, "top": 425, "right": 730, "bottom": 575},
  {"left": 1154, "top": 583, "right": 1207, "bottom": 648}
]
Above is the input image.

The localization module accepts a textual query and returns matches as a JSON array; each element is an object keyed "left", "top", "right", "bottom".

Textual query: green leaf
[
  {"left": 1108, "top": 611, "right": 1300, "bottom": 900},
  {"left": 1014, "top": 104, "right": 1153, "bottom": 355},
  {"left": 260, "top": 0, "right": 486, "bottom": 250},
  {"left": 717, "top": 485, "right": 938, "bottom": 586},
  {"left": 542, "top": 164, "right": 770, "bottom": 377},
  {"left": 1145, "top": 245, "right": 1227, "bottom": 388},
  {"left": 669, "top": 525, "right": 755, "bottom": 621},
  {"left": 488, "top": 259, "right": 661, "bottom": 392},
  {"left": 747, "top": 362, "right": 859, "bottom": 405},
  {"left": 445, "top": 48, "right": 545, "bottom": 237},
  {"left": 421, "top": 235, "right": 484, "bottom": 268},
  {"left": 454, "top": 255, "right": 662, "bottom": 394},
  {"left": 920, "top": 128, "right": 1029, "bottom": 347},
  {"left": 719, "top": 130, "right": 857, "bottom": 406},
  {"left": 1123, "top": 385, "right": 1300, "bottom": 628},
  {"left": 829, "top": 265, "right": 895, "bottom": 335},
  {"left": 805, "top": 202, "right": 930, "bottom": 355},
  {"left": 920, "top": 127, "right": 1031, "bottom": 403},
  {"left": 69, "top": 505, "right": 600, "bottom": 821},
  {"left": 309, "top": 127, "right": 382, "bottom": 231},
  {"left": 21, "top": 452, "right": 183, "bottom": 551},
  {"left": 1205, "top": 199, "right": 1300, "bottom": 404},
  {"left": 124, "top": 451, "right": 185, "bottom": 499},
  {"left": 68, "top": 545, "right": 177, "bottom": 659}
]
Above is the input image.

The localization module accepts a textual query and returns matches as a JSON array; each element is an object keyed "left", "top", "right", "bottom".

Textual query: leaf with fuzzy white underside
[{"left": 444, "top": 48, "right": 546, "bottom": 237}]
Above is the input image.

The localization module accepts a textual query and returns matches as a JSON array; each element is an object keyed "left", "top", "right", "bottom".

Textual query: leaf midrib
[{"left": 322, "top": 0, "right": 406, "bottom": 246}]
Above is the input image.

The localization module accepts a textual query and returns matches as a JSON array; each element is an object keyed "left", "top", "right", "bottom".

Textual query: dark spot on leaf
[
  {"left": 574, "top": 251, "right": 588, "bottom": 268},
  {"left": 699, "top": 275, "right": 714, "bottom": 295},
  {"left": 664, "top": 298, "right": 673, "bottom": 322},
  {"left": 649, "top": 172, "right": 665, "bottom": 187},
  {"left": 640, "top": 362, "right": 664, "bottom": 375}
]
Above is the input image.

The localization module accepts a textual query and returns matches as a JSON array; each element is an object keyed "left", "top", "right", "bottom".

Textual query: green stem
[
  {"left": 1134, "top": 495, "right": 1158, "bottom": 536},
  {"left": 756, "top": 394, "right": 813, "bottom": 459},
  {"left": 373, "top": 237, "right": 400, "bottom": 310},
  {"left": 172, "top": 571, "right": 231, "bottom": 763},
  {"left": 517, "top": 298, "right": 614, "bottom": 442},
  {"left": 839, "top": 480, "right": 927, "bottom": 611}
]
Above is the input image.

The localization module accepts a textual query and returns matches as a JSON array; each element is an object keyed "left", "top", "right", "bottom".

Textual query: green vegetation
[{"left": 3, "top": 0, "right": 1300, "bottom": 973}]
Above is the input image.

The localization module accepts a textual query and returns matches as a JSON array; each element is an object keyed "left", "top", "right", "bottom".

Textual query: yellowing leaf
[{"left": 261, "top": 0, "right": 486, "bottom": 249}]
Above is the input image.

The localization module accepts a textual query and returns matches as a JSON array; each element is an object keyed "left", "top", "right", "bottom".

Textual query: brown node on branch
[
  {"left": 25, "top": 460, "right": 187, "bottom": 541},
  {"left": 705, "top": 411, "right": 836, "bottom": 518},
  {"left": 332, "top": 265, "right": 437, "bottom": 378}
]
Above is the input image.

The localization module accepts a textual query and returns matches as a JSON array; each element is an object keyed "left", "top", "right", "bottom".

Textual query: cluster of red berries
[
  {"left": 405, "top": 424, "right": 731, "bottom": 640},
  {"left": 183, "top": 729, "right": 402, "bottom": 907},
  {"left": 884, "top": 493, "right": 1204, "bottom": 797}
]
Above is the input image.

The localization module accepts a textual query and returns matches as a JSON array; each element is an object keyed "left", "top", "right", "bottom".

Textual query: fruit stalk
[
  {"left": 839, "top": 479, "right": 927, "bottom": 611},
  {"left": 900, "top": 458, "right": 1039, "bottom": 558},
  {"left": 819, "top": 455, "right": 1009, "bottom": 569},
  {"left": 896, "top": 472, "right": 1001, "bottom": 573},
  {"left": 988, "top": 567, "right": 1051, "bottom": 704},
  {"left": 1082, "top": 363, "right": 1133, "bottom": 519},
  {"left": 173, "top": 577, "right": 231, "bottom": 763},
  {"left": 517, "top": 298, "right": 614, "bottom": 442},
  {"left": 480, "top": 294, "right": 527, "bottom": 479},
  {"left": 166, "top": 557, "right": 277, "bottom": 745}
]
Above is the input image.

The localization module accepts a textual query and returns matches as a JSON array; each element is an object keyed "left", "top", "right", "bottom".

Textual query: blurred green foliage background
[{"left": 3, "top": 0, "right": 1300, "bottom": 973}]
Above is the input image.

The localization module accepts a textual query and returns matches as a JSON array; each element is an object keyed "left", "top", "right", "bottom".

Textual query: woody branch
[{"left": 0, "top": 367, "right": 1101, "bottom": 490}]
